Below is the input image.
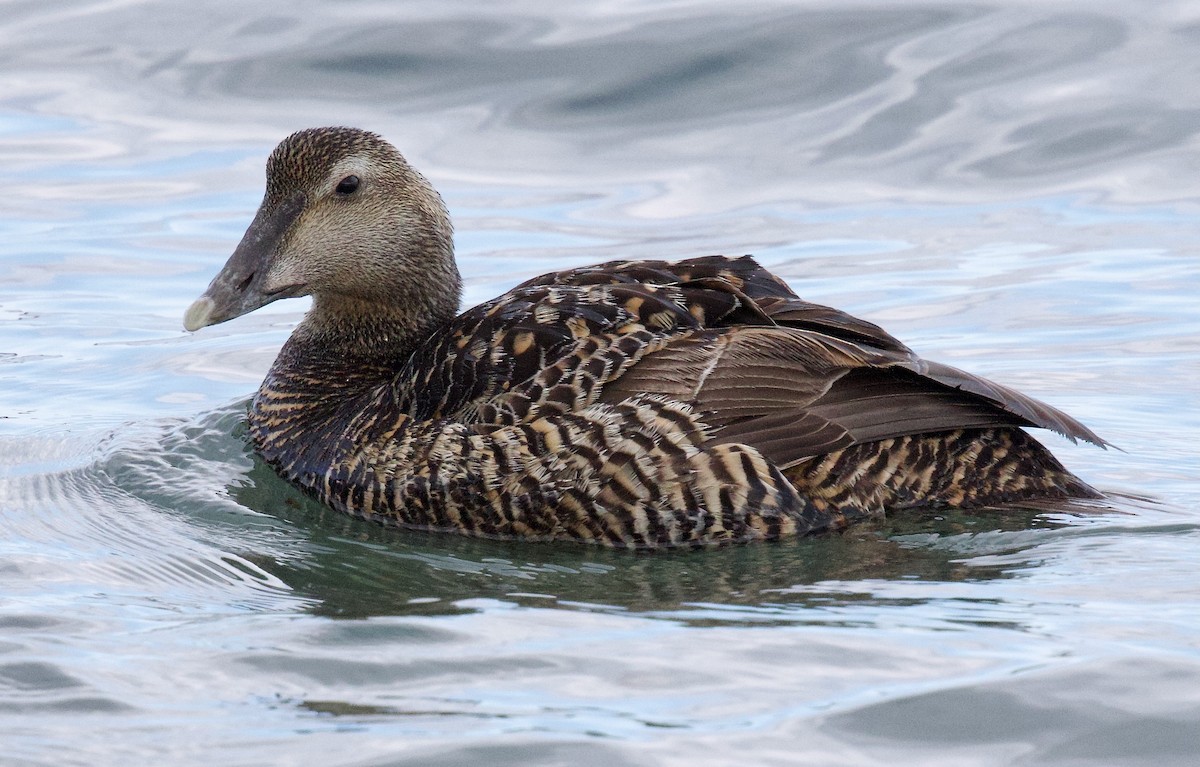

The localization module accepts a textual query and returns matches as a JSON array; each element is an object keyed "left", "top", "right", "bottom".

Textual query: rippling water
[{"left": 2, "top": 1, "right": 1199, "bottom": 764}]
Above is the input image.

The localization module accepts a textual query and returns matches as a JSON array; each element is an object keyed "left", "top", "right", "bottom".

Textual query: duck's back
[{"left": 250, "top": 255, "right": 1101, "bottom": 548}]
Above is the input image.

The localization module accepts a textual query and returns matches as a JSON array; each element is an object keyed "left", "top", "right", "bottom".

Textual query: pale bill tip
[{"left": 183, "top": 296, "right": 216, "bottom": 332}]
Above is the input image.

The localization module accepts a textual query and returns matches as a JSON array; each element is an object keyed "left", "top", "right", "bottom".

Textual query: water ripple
[{"left": 1, "top": 410, "right": 300, "bottom": 617}]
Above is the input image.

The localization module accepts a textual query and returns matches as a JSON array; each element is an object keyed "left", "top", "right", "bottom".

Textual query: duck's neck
[
  {"left": 303, "top": 295, "right": 455, "bottom": 363},
  {"left": 248, "top": 290, "right": 459, "bottom": 472}
]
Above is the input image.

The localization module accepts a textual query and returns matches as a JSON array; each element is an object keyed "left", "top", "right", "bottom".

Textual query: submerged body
[{"left": 185, "top": 127, "right": 1103, "bottom": 548}]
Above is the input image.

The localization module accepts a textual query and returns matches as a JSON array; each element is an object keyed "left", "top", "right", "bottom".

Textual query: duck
[{"left": 183, "top": 127, "right": 1105, "bottom": 549}]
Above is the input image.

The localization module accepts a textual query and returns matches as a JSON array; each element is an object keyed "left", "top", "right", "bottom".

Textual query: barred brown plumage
[{"left": 183, "top": 127, "right": 1106, "bottom": 548}]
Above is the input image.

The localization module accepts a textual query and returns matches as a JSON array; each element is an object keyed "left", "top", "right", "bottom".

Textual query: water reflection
[{"left": 4, "top": 3, "right": 1200, "bottom": 204}]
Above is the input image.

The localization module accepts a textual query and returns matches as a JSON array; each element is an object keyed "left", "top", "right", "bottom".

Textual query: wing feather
[
  {"left": 603, "top": 323, "right": 1105, "bottom": 470},
  {"left": 458, "top": 254, "right": 1103, "bottom": 465}
]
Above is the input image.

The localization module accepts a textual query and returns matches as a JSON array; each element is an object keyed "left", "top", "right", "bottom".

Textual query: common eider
[{"left": 184, "top": 127, "right": 1104, "bottom": 548}]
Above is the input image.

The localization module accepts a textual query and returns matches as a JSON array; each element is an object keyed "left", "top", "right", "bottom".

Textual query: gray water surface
[{"left": 2, "top": 2, "right": 1199, "bottom": 765}]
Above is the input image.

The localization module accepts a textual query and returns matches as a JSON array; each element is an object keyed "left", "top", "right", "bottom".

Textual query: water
[{"left": 2, "top": 1, "right": 1199, "bottom": 764}]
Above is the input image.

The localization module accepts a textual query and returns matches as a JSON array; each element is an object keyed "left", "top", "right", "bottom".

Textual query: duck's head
[{"left": 184, "top": 127, "right": 459, "bottom": 334}]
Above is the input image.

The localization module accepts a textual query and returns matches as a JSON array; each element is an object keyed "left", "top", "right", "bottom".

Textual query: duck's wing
[
  {"left": 600, "top": 322, "right": 1104, "bottom": 469},
  {"left": 403, "top": 254, "right": 1104, "bottom": 463},
  {"left": 587, "top": 260, "right": 1107, "bottom": 466},
  {"left": 754, "top": 292, "right": 1107, "bottom": 450}
]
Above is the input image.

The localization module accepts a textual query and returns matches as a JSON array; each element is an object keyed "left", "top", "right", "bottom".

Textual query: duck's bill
[{"left": 183, "top": 191, "right": 307, "bottom": 331}]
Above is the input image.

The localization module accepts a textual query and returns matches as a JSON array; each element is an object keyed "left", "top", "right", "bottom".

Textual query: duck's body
[{"left": 185, "top": 128, "right": 1103, "bottom": 548}]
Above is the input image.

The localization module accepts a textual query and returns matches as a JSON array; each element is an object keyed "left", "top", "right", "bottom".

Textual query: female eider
[{"left": 184, "top": 127, "right": 1104, "bottom": 548}]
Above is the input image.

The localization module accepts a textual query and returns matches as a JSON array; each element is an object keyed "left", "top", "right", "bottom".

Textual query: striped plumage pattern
[{"left": 247, "top": 254, "right": 1101, "bottom": 548}]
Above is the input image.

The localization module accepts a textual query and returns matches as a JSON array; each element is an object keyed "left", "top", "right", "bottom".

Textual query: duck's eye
[{"left": 335, "top": 175, "right": 360, "bottom": 195}]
